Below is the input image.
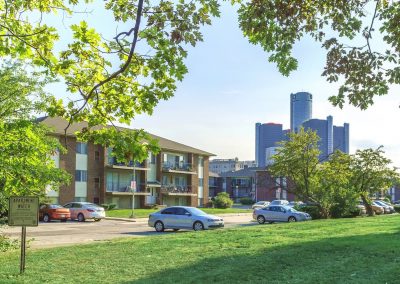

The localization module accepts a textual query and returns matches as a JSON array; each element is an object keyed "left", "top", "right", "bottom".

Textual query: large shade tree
[
  {"left": 349, "top": 147, "right": 399, "bottom": 216},
  {"left": 238, "top": 0, "right": 400, "bottom": 109},
  {"left": 0, "top": 0, "right": 220, "bottom": 161},
  {"left": 0, "top": 61, "right": 70, "bottom": 215}
]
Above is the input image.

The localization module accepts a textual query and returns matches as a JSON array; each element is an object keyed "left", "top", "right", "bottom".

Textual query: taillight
[{"left": 87, "top": 209, "right": 95, "bottom": 212}]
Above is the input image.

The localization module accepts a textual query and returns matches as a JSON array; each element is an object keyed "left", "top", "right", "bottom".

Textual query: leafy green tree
[
  {"left": 270, "top": 129, "right": 358, "bottom": 218},
  {"left": 0, "top": 0, "right": 220, "bottom": 161},
  {"left": 238, "top": 0, "right": 400, "bottom": 110},
  {"left": 349, "top": 147, "right": 399, "bottom": 216},
  {"left": 0, "top": 61, "right": 70, "bottom": 215}
]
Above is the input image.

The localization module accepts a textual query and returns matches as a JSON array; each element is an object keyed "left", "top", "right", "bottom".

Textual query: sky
[{"left": 45, "top": 2, "right": 400, "bottom": 167}]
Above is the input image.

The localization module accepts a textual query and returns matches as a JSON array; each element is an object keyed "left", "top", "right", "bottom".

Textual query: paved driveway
[{"left": 2, "top": 214, "right": 255, "bottom": 249}]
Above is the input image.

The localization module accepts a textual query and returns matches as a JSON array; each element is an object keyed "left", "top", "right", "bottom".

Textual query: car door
[
  {"left": 175, "top": 208, "right": 192, "bottom": 229},
  {"left": 262, "top": 206, "right": 275, "bottom": 221},
  {"left": 275, "top": 206, "right": 287, "bottom": 221},
  {"left": 268, "top": 206, "right": 280, "bottom": 221},
  {"left": 160, "top": 207, "right": 177, "bottom": 228}
]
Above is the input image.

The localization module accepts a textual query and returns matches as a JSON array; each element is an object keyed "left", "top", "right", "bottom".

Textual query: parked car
[
  {"left": 252, "top": 201, "right": 270, "bottom": 209},
  {"left": 148, "top": 206, "right": 224, "bottom": 232},
  {"left": 270, "top": 200, "right": 289, "bottom": 206},
  {"left": 253, "top": 205, "right": 311, "bottom": 224},
  {"left": 39, "top": 204, "right": 70, "bottom": 222},
  {"left": 358, "top": 201, "right": 384, "bottom": 215},
  {"left": 374, "top": 200, "right": 395, "bottom": 214},
  {"left": 288, "top": 201, "right": 305, "bottom": 208},
  {"left": 355, "top": 203, "right": 367, "bottom": 215},
  {"left": 63, "top": 202, "right": 105, "bottom": 222}
]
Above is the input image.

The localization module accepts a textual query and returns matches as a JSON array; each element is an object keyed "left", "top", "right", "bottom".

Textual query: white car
[
  {"left": 63, "top": 202, "right": 105, "bottom": 222},
  {"left": 252, "top": 201, "right": 270, "bottom": 209},
  {"left": 148, "top": 206, "right": 224, "bottom": 232},
  {"left": 270, "top": 200, "right": 289, "bottom": 206}
]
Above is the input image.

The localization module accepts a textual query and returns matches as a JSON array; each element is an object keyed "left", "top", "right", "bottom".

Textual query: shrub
[
  {"left": 294, "top": 205, "right": 322, "bottom": 219},
  {"left": 213, "top": 192, "right": 233, "bottom": 209},
  {"left": 394, "top": 205, "right": 400, "bottom": 213},
  {"left": 0, "top": 233, "right": 19, "bottom": 252},
  {"left": 240, "top": 197, "right": 254, "bottom": 205},
  {"left": 108, "top": 204, "right": 117, "bottom": 210},
  {"left": 100, "top": 204, "right": 109, "bottom": 210}
]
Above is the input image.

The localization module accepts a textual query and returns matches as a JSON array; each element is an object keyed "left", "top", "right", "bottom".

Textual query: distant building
[
  {"left": 333, "top": 123, "right": 350, "bottom": 154},
  {"left": 209, "top": 158, "right": 256, "bottom": 174},
  {"left": 290, "top": 92, "right": 312, "bottom": 132},
  {"left": 255, "top": 123, "right": 288, "bottom": 167},
  {"left": 302, "top": 116, "right": 349, "bottom": 161},
  {"left": 255, "top": 169, "right": 295, "bottom": 202},
  {"left": 265, "top": 147, "right": 280, "bottom": 166}
]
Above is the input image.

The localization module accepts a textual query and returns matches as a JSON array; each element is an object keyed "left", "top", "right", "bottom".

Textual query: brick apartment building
[{"left": 40, "top": 117, "right": 214, "bottom": 209}]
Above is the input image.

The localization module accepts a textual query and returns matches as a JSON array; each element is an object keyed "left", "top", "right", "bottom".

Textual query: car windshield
[
  {"left": 49, "top": 205, "right": 63, "bottom": 209},
  {"left": 283, "top": 206, "right": 297, "bottom": 212},
  {"left": 256, "top": 201, "right": 265, "bottom": 205},
  {"left": 188, "top": 208, "right": 207, "bottom": 216}
]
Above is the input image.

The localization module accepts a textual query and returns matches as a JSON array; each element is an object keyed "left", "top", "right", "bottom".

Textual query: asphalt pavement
[{"left": 2, "top": 213, "right": 255, "bottom": 249}]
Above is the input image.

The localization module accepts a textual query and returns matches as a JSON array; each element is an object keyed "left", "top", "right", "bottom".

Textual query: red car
[{"left": 39, "top": 204, "right": 71, "bottom": 222}]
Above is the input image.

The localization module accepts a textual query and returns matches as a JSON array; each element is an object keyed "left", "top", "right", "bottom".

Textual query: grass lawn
[
  {"left": 106, "top": 208, "right": 252, "bottom": 218},
  {"left": 1, "top": 215, "right": 400, "bottom": 283}
]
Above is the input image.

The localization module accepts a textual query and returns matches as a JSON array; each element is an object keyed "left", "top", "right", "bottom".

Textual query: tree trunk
[{"left": 361, "top": 194, "right": 374, "bottom": 216}]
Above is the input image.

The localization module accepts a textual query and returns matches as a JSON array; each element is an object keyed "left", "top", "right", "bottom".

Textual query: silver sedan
[
  {"left": 253, "top": 205, "right": 311, "bottom": 224},
  {"left": 148, "top": 206, "right": 224, "bottom": 232}
]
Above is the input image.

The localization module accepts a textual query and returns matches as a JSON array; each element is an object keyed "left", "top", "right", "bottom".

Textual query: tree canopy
[
  {"left": 238, "top": 0, "right": 400, "bottom": 109},
  {"left": 0, "top": 61, "right": 70, "bottom": 214},
  {"left": 0, "top": 0, "right": 219, "bottom": 160}
]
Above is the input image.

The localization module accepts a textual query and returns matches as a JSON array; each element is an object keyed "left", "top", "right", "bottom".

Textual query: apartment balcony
[
  {"left": 106, "top": 158, "right": 150, "bottom": 171},
  {"left": 160, "top": 185, "right": 197, "bottom": 196},
  {"left": 106, "top": 183, "right": 150, "bottom": 196},
  {"left": 162, "top": 162, "right": 197, "bottom": 175}
]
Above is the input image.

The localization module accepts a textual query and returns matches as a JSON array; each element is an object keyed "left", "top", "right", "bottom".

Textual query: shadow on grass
[{"left": 124, "top": 230, "right": 400, "bottom": 284}]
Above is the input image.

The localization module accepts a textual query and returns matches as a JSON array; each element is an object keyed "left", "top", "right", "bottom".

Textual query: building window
[
  {"left": 94, "top": 151, "right": 100, "bottom": 161},
  {"left": 76, "top": 142, "right": 88, "bottom": 154},
  {"left": 148, "top": 152, "right": 156, "bottom": 164},
  {"left": 75, "top": 170, "right": 87, "bottom": 182},
  {"left": 74, "top": 197, "right": 87, "bottom": 202},
  {"left": 199, "top": 178, "right": 204, "bottom": 186},
  {"left": 198, "top": 198, "right": 203, "bottom": 207}
]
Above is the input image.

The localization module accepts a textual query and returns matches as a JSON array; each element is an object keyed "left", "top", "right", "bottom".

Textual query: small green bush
[
  {"left": 240, "top": 197, "right": 254, "bottom": 205},
  {"left": 394, "top": 205, "right": 400, "bottom": 213},
  {"left": 0, "top": 234, "right": 19, "bottom": 252},
  {"left": 294, "top": 205, "right": 322, "bottom": 219},
  {"left": 100, "top": 204, "right": 109, "bottom": 210},
  {"left": 108, "top": 204, "right": 117, "bottom": 210},
  {"left": 213, "top": 192, "right": 233, "bottom": 209}
]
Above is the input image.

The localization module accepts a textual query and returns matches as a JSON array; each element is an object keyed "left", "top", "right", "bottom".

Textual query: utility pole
[{"left": 130, "top": 162, "right": 136, "bottom": 218}]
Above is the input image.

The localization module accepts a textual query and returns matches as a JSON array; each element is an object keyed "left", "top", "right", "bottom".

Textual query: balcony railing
[
  {"left": 162, "top": 162, "right": 193, "bottom": 172},
  {"left": 161, "top": 184, "right": 194, "bottom": 194},
  {"left": 106, "top": 183, "right": 148, "bottom": 193},
  {"left": 107, "top": 157, "right": 146, "bottom": 168}
]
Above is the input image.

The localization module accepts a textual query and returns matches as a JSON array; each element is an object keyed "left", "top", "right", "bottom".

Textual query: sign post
[{"left": 8, "top": 197, "right": 39, "bottom": 274}]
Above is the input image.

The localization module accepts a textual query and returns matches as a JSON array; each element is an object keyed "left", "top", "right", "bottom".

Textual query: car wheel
[
  {"left": 61, "top": 219, "right": 67, "bottom": 222},
  {"left": 257, "top": 215, "right": 265, "bottom": 224},
  {"left": 193, "top": 221, "right": 204, "bottom": 231},
  {"left": 288, "top": 216, "right": 297, "bottom": 222},
  {"left": 77, "top": 213, "right": 85, "bottom": 222},
  {"left": 94, "top": 219, "right": 101, "bottom": 222},
  {"left": 43, "top": 214, "right": 50, "bottom": 223},
  {"left": 154, "top": 221, "right": 164, "bottom": 232}
]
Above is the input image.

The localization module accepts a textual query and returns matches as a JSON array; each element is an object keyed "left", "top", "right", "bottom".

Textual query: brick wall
[{"left": 58, "top": 136, "right": 76, "bottom": 204}]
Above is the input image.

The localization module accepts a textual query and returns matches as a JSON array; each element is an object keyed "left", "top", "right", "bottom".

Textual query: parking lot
[{"left": 2, "top": 214, "right": 254, "bottom": 249}]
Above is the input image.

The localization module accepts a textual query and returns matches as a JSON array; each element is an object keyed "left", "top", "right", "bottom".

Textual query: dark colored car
[{"left": 39, "top": 204, "right": 71, "bottom": 222}]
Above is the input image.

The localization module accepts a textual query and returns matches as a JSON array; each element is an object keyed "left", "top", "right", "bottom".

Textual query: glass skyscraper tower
[{"left": 290, "top": 92, "right": 312, "bottom": 132}]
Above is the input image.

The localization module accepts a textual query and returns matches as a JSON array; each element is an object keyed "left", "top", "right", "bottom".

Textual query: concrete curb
[{"left": 104, "top": 217, "right": 137, "bottom": 222}]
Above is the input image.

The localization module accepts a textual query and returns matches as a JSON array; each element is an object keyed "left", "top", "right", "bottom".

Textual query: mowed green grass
[
  {"left": 1, "top": 215, "right": 400, "bottom": 283},
  {"left": 106, "top": 208, "right": 252, "bottom": 218}
]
